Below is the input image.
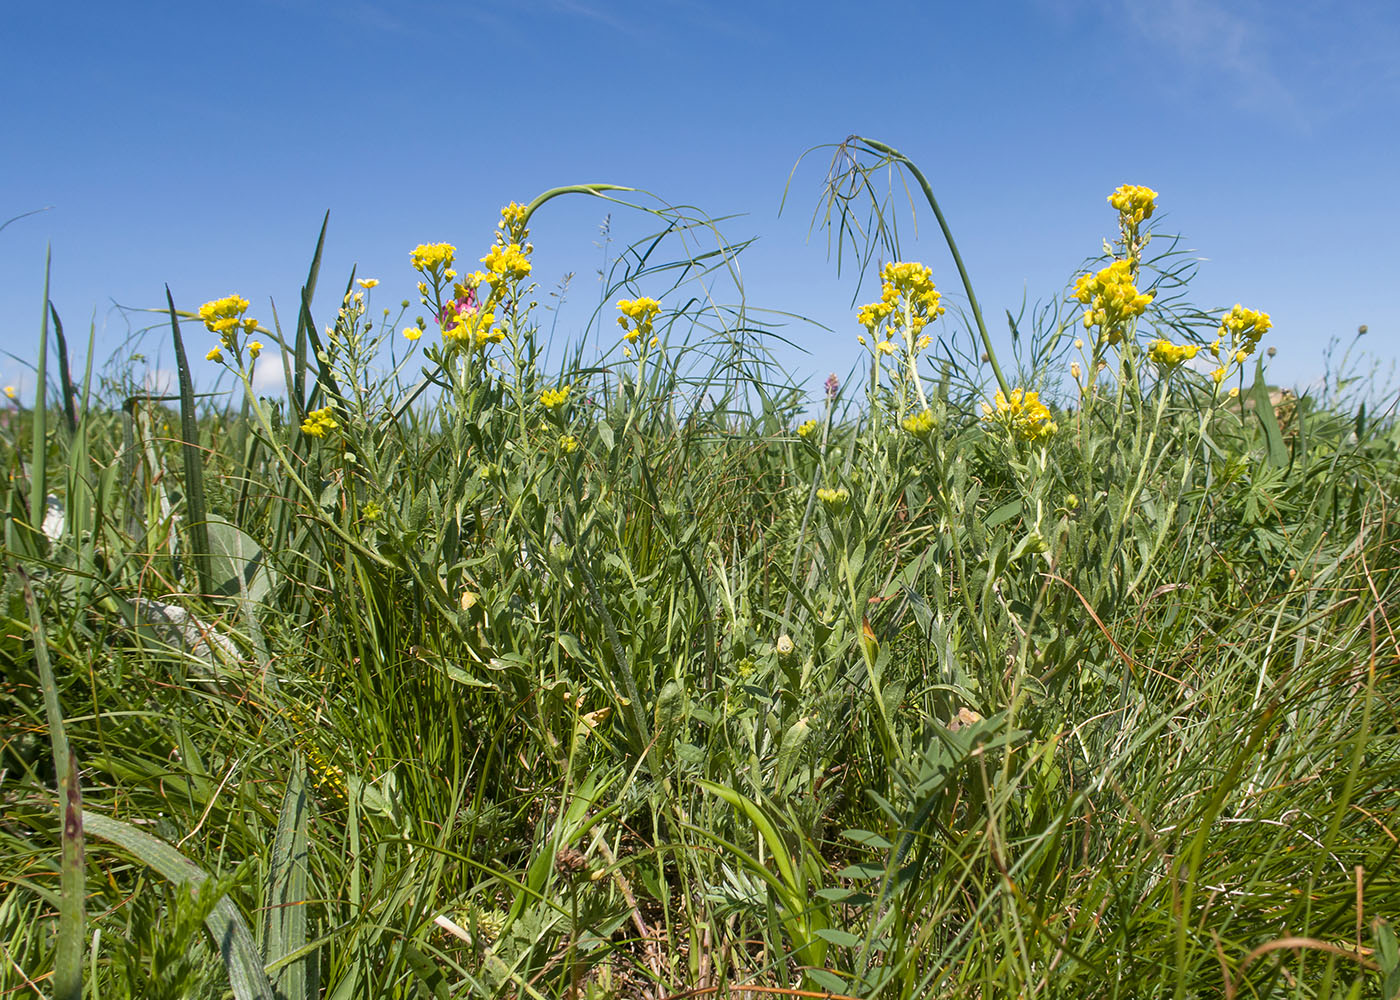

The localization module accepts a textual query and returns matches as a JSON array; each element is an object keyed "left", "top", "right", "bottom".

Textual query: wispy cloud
[
  {"left": 1044, "top": 0, "right": 1400, "bottom": 131},
  {"left": 1119, "top": 0, "right": 1299, "bottom": 121}
]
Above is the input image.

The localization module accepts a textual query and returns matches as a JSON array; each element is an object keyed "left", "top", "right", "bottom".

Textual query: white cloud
[
  {"left": 142, "top": 368, "right": 176, "bottom": 395},
  {"left": 252, "top": 351, "right": 288, "bottom": 396}
]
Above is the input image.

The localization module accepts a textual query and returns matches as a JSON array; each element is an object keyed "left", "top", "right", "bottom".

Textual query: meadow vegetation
[{"left": 2, "top": 136, "right": 1397, "bottom": 999}]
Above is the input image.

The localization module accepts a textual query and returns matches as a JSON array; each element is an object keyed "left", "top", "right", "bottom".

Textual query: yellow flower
[
  {"left": 206, "top": 348, "right": 223, "bottom": 363},
  {"left": 410, "top": 243, "right": 455, "bottom": 273},
  {"left": 300, "top": 405, "right": 339, "bottom": 438},
  {"left": 902, "top": 408, "right": 935, "bottom": 436},
  {"left": 362, "top": 501, "right": 383, "bottom": 522},
  {"left": 1070, "top": 361, "right": 1082, "bottom": 380},
  {"left": 616, "top": 297, "right": 661, "bottom": 342},
  {"left": 1218, "top": 303, "right": 1271, "bottom": 357},
  {"left": 857, "top": 261, "right": 944, "bottom": 338},
  {"left": 1147, "top": 338, "right": 1200, "bottom": 368},
  {"left": 2, "top": 386, "right": 14, "bottom": 400},
  {"left": 479, "top": 243, "right": 532, "bottom": 281},
  {"left": 442, "top": 308, "right": 500, "bottom": 349},
  {"left": 499, "top": 201, "right": 530, "bottom": 241},
  {"left": 816, "top": 486, "right": 850, "bottom": 510},
  {"left": 198, "top": 294, "right": 254, "bottom": 344},
  {"left": 980, "top": 388, "right": 1057, "bottom": 442},
  {"left": 1108, "top": 184, "right": 1159, "bottom": 227},
  {"left": 248, "top": 341, "right": 263, "bottom": 359},
  {"left": 797, "top": 418, "right": 818, "bottom": 439},
  {"left": 540, "top": 385, "right": 571, "bottom": 410},
  {"left": 403, "top": 326, "right": 423, "bottom": 341},
  {"left": 357, "top": 278, "right": 379, "bottom": 289},
  {"left": 559, "top": 434, "right": 580, "bottom": 454},
  {"left": 876, "top": 340, "right": 896, "bottom": 355},
  {"left": 1073, "top": 260, "right": 1153, "bottom": 345}
]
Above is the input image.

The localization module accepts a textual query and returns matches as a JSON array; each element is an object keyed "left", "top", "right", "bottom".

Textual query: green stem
[
  {"left": 520, "top": 184, "right": 638, "bottom": 231},
  {"left": 853, "top": 137, "right": 1012, "bottom": 399}
]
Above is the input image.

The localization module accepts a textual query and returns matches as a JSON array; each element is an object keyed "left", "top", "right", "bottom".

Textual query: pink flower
[{"left": 438, "top": 286, "right": 478, "bottom": 325}]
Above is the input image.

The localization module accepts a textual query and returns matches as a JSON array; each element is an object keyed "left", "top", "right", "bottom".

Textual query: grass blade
[
  {"left": 264, "top": 756, "right": 315, "bottom": 1000},
  {"left": 18, "top": 566, "right": 83, "bottom": 1000},
  {"left": 293, "top": 212, "right": 329, "bottom": 416},
  {"left": 167, "top": 285, "right": 212, "bottom": 596},
  {"left": 48, "top": 300, "right": 78, "bottom": 434},
  {"left": 28, "top": 247, "right": 51, "bottom": 554}
]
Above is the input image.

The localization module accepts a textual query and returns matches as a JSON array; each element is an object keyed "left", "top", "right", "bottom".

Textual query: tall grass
[{"left": 1, "top": 137, "right": 1397, "bottom": 999}]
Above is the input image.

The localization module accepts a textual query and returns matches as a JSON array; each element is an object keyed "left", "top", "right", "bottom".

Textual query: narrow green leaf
[
  {"left": 264, "top": 758, "right": 315, "bottom": 1000},
  {"left": 28, "top": 247, "right": 51, "bottom": 552},
  {"left": 1249, "top": 358, "right": 1287, "bottom": 468},
  {"left": 167, "top": 285, "right": 212, "bottom": 595},
  {"left": 19, "top": 568, "right": 83, "bottom": 1000},
  {"left": 293, "top": 212, "right": 329, "bottom": 415},
  {"left": 47, "top": 301, "right": 78, "bottom": 434}
]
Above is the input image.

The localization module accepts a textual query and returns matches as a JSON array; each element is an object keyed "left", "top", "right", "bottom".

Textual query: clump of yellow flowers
[
  {"left": 1147, "top": 338, "right": 1201, "bottom": 369},
  {"left": 540, "top": 385, "right": 571, "bottom": 410},
  {"left": 410, "top": 243, "right": 455, "bottom": 275},
  {"left": 901, "top": 408, "right": 935, "bottom": 436},
  {"left": 981, "top": 389, "right": 1057, "bottom": 442},
  {"left": 1073, "top": 260, "right": 1153, "bottom": 346},
  {"left": 1207, "top": 304, "right": 1272, "bottom": 384},
  {"left": 200, "top": 294, "right": 262, "bottom": 366},
  {"left": 300, "top": 405, "right": 339, "bottom": 438},
  {"left": 797, "top": 418, "right": 818, "bottom": 439},
  {"left": 409, "top": 201, "right": 537, "bottom": 353},
  {"left": 857, "top": 261, "right": 944, "bottom": 345},
  {"left": 1108, "top": 184, "right": 1158, "bottom": 229},
  {"left": 816, "top": 486, "right": 850, "bottom": 511},
  {"left": 616, "top": 297, "right": 662, "bottom": 343}
]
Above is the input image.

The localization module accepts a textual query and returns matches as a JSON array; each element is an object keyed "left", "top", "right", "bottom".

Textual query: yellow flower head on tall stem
[
  {"left": 1147, "top": 338, "right": 1200, "bottom": 369},
  {"left": 616, "top": 297, "right": 661, "bottom": 343},
  {"left": 540, "top": 385, "right": 571, "bottom": 410},
  {"left": 1073, "top": 259, "right": 1153, "bottom": 346},
  {"left": 1108, "top": 185, "right": 1159, "bottom": 228},
  {"left": 300, "top": 405, "right": 339, "bottom": 438},
  {"left": 410, "top": 243, "right": 456, "bottom": 274},
  {"left": 980, "top": 388, "right": 1057, "bottom": 442}
]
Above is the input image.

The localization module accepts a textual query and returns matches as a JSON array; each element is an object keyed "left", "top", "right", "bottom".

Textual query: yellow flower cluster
[
  {"left": 410, "top": 243, "right": 456, "bottom": 274},
  {"left": 559, "top": 434, "right": 580, "bottom": 454},
  {"left": 1073, "top": 260, "right": 1153, "bottom": 345},
  {"left": 540, "top": 384, "right": 571, "bottom": 410},
  {"left": 1108, "top": 185, "right": 1159, "bottom": 228},
  {"left": 300, "top": 405, "right": 339, "bottom": 438},
  {"left": 797, "top": 418, "right": 818, "bottom": 438},
  {"left": 280, "top": 703, "right": 346, "bottom": 801},
  {"left": 199, "top": 294, "right": 259, "bottom": 358},
  {"left": 442, "top": 306, "right": 501, "bottom": 349},
  {"left": 981, "top": 389, "right": 1057, "bottom": 442},
  {"left": 1207, "top": 303, "right": 1272, "bottom": 385},
  {"left": 857, "top": 261, "right": 945, "bottom": 340},
  {"left": 499, "top": 201, "right": 529, "bottom": 242},
  {"left": 480, "top": 242, "right": 532, "bottom": 282},
  {"left": 616, "top": 297, "right": 661, "bottom": 342},
  {"left": 902, "top": 408, "right": 935, "bottom": 436},
  {"left": 1147, "top": 339, "right": 1201, "bottom": 368},
  {"left": 816, "top": 486, "right": 850, "bottom": 510}
]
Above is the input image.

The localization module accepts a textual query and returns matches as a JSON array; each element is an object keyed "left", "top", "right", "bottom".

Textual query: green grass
[{"left": 1, "top": 137, "right": 1397, "bottom": 999}]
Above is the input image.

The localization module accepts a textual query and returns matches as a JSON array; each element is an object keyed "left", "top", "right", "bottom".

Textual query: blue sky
[{"left": 2, "top": 0, "right": 1397, "bottom": 402}]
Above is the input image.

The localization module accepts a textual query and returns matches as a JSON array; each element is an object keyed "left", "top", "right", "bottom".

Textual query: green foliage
[{"left": 1, "top": 141, "right": 1396, "bottom": 999}]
